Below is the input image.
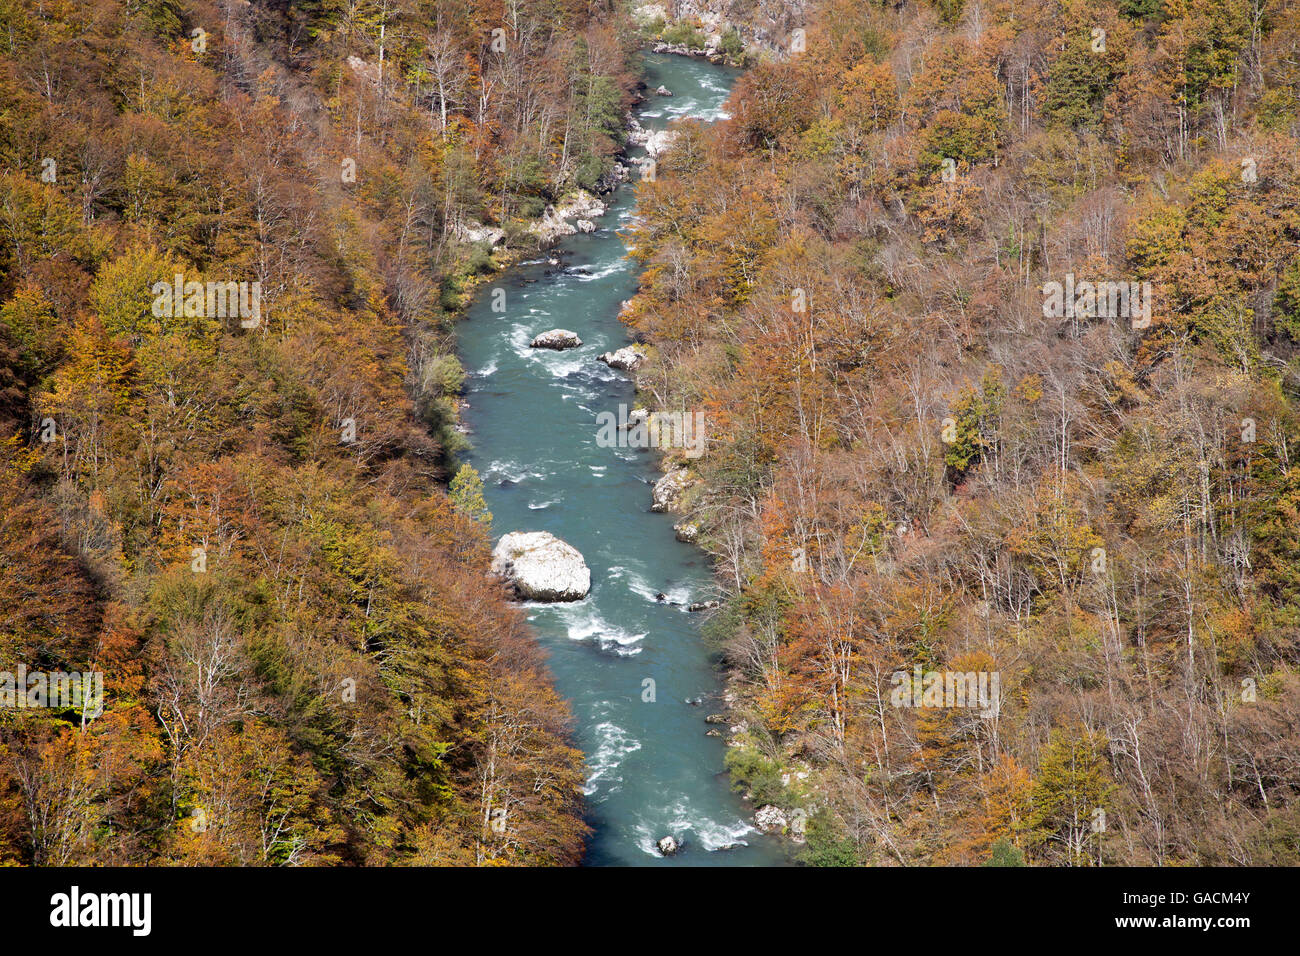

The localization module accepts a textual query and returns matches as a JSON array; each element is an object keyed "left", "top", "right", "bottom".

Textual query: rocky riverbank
[{"left": 632, "top": 1, "right": 808, "bottom": 63}]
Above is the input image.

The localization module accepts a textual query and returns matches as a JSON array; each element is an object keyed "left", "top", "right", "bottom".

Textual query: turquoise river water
[{"left": 459, "top": 52, "right": 786, "bottom": 866}]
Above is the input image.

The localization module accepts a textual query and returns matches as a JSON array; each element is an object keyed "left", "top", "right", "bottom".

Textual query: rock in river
[
  {"left": 673, "top": 520, "right": 699, "bottom": 543},
  {"left": 530, "top": 329, "right": 583, "bottom": 350},
  {"left": 597, "top": 345, "right": 646, "bottom": 371},
  {"left": 491, "top": 531, "right": 591, "bottom": 602},
  {"left": 656, "top": 835, "right": 679, "bottom": 856}
]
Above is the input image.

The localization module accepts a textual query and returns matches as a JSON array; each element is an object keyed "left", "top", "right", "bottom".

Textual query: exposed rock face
[
  {"left": 650, "top": 0, "right": 808, "bottom": 60},
  {"left": 627, "top": 118, "right": 680, "bottom": 157},
  {"left": 558, "top": 190, "right": 607, "bottom": 220},
  {"left": 576, "top": 219, "right": 596, "bottom": 233},
  {"left": 491, "top": 532, "right": 591, "bottom": 602},
  {"left": 530, "top": 329, "right": 583, "bottom": 350},
  {"left": 346, "top": 55, "right": 381, "bottom": 85},
  {"left": 633, "top": 2, "right": 668, "bottom": 23},
  {"left": 594, "top": 162, "right": 630, "bottom": 193},
  {"left": 598, "top": 345, "right": 647, "bottom": 371},
  {"left": 651, "top": 466, "right": 694, "bottom": 513},
  {"left": 530, "top": 206, "right": 577, "bottom": 244},
  {"left": 673, "top": 520, "right": 699, "bottom": 543},
  {"left": 626, "top": 118, "right": 654, "bottom": 149},
  {"left": 451, "top": 219, "right": 506, "bottom": 246},
  {"left": 754, "top": 805, "right": 789, "bottom": 833},
  {"left": 656, "top": 835, "right": 679, "bottom": 856},
  {"left": 528, "top": 190, "right": 607, "bottom": 244},
  {"left": 687, "top": 599, "right": 720, "bottom": 613}
]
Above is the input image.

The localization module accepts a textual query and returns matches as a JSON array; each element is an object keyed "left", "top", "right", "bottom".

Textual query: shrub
[
  {"left": 983, "top": 838, "right": 1027, "bottom": 867},
  {"left": 724, "top": 747, "right": 786, "bottom": 807},
  {"left": 422, "top": 354, "right": 465, "bottom": 396},
  {"left": 661, "top": 22, "right": 706, "bottom": 48},
  {"left": 718, "top": 27, "right": 745, "bottom": 58},
  {"left": 799, "top": 811, "right": 860, "bottom": 866}
]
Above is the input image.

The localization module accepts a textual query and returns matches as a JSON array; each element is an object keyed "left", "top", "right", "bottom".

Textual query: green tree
[
  {"left": 983, "top": 838, "right": 1027, "bottom": 867},
  {"left": 449, "top": 464, "right": 492, "bottom": 528},
  {"left": 1043, "top": 33, "right": 1117, "bottom": 130},
  {"left": 1028, "top": 726, "right": 1117, "bottom": 865}
]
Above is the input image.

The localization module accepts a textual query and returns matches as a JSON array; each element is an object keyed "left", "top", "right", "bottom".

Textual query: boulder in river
[
  {"left": 673, "top": 520, "right": 699, "bottom": 543},
  {"left": 576, "top": 219, "right": 596, "bottom": 233},
  {"left": 530, "top": 329, "right": 583, "bottom": 350},
  {"left": 598, "top": 345, "right": 646, "bottom": 371},
  {"left": 491, "top": 531, "right": 591, "bottom": 602},
  {"left": 656, "top": 835, "right": 679, "bottom": 856},
  {"left": 655, "top": 85, "right": 674, "bottom": 96}
]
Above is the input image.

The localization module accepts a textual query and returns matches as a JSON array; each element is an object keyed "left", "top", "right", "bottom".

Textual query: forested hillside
[
  {"left": 629, "top": 0, "right": 1300, "bottom": 864},
  {"left": 0, "top": 0, "right": 641, "bottom": 865}
]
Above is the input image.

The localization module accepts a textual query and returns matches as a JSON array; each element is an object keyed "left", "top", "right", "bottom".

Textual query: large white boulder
[
  {"left": 491, "top": 532, "right": 591, "bottom": 602},
  {"left": 656, "top": 835, "right": 679, "bottom": 856},
  {"left": 597, "top": 345, "right": 646, "bottom": 371},
  {"left": 530, "top": 329, "right": 582, "bottom": 350}
]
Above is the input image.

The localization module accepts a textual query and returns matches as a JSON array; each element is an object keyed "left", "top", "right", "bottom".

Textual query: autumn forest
[{"left": 1, "top": 0, "right": 1299, "bottom": 871}]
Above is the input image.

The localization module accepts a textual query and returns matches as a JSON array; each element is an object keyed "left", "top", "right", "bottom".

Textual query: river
[{"left": 458, "top": 51, "right": 787, "bottom": 866}]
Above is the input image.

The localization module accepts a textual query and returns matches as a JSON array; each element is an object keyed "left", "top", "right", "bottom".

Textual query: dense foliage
[
  {"left": 629, "top": 0, "right": 1300, "bottom": 865},
  {"left": 0, "top": 0, "right": 643, "bottom": 865}
]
